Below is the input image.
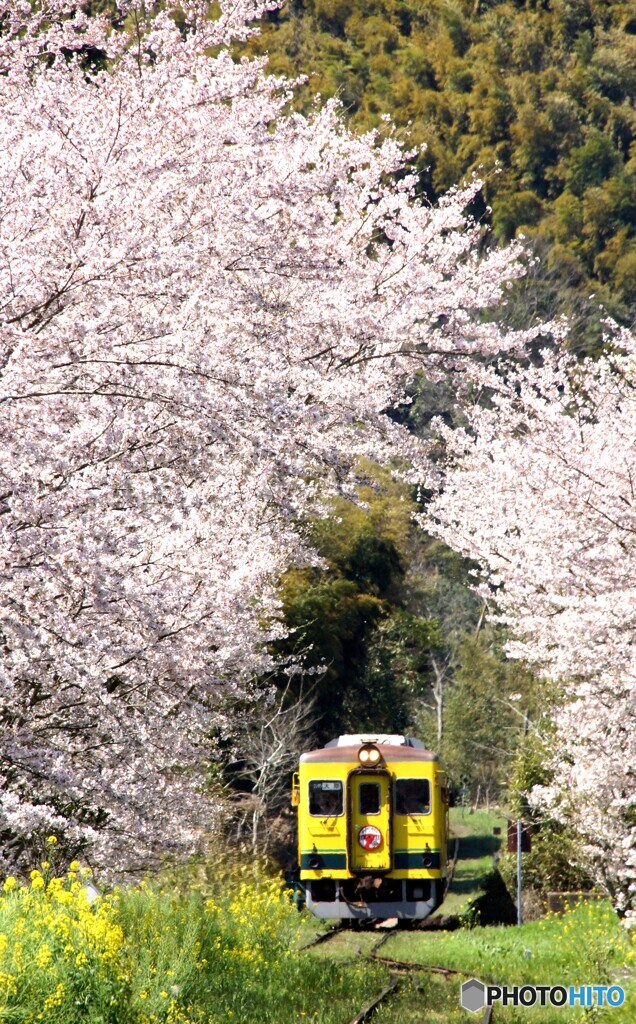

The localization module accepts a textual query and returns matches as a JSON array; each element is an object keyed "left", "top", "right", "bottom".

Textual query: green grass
[
  {"left": 372, "top": 969, "right": 636, "bottom": 1024},
  {"left": 377, "top": 900, "right": 635, "bottom": 1022},
  {"left": 304, "top": 930, "right": 381, "bottom": 962},
  {"left": 295, "top": 916, "right": 331, "bottom": 949},
  {"left": 387, "top": 900, "right": 631, "bottom": 979},
  {"left": 438, "top": 807, "right": 508, "bottom": 919},
  {"left": 371, "top": 973, "right": 478, "bottom": 1024}
]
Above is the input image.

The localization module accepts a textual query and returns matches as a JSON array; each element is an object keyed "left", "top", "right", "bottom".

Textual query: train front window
[
  {"left": 309, "top": 780, "right": 343, "bottom": 816},
  {"left": 359, "top": 782, "right": 380, "bottom": 814},
  {"left": 395, "top": 779, "right": 430, "bottom": 815}
]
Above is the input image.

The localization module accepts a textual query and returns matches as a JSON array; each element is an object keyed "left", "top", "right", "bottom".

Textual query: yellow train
[{"left": 293, "top": 734, "right": 449, "bottom": 921}]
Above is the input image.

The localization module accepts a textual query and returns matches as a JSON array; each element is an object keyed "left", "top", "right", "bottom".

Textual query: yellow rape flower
[
  {"left": 42, "top": 983, "right": 65, "bottom": 1014},
  {"left": 34, "top": 944, "right": 53, "bottom": 968},
  {"left": 0, "top": 971, "right": 17, "bottom": 996},
  {"left": 3, "top": 876, "right": 17, "bottom": 893}
]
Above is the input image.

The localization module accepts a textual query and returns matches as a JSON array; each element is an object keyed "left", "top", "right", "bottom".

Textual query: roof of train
[{"left": 299, "top": 744, "right": 439, "bottom": 763}]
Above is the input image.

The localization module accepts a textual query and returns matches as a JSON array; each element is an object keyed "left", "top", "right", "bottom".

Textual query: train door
[{"left": 348, "top": 771, "right": 392, "bottom": 872}]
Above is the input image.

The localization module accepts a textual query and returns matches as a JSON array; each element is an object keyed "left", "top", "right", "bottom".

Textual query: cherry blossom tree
[
  {"left": 430, "top": 329, "right": 636, "bottom": 922},
  {"left": 0, "top": 0, "right": 534, "bottom": 871}
]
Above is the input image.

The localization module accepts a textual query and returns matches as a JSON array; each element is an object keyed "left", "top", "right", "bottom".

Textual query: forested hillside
[{"left": 243, "top": 0, "right": 636, "bottom": 351}]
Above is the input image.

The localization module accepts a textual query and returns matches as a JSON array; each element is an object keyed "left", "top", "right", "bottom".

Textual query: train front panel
[{"left": 294, "top": 737, "right": 449, "bottom": 920}]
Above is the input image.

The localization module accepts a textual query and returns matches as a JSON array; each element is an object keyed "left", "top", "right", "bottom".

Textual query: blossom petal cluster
[{"left": 430, "top": 329, "right": 636, "bottom": 921}]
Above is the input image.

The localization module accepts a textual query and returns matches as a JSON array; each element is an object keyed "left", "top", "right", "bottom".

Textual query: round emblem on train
[{"left": 358, "top": 825, "right": 382, "bottom": 850}]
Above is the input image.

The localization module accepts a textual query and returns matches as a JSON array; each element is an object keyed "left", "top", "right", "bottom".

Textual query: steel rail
[
  {"left": 370, "top": 953, "right": 464, "bottom": 975},
  {"left": 346, "top": 976, "right": 400, "bottom": 1024},
  {"left": 297, "top": 923, "right": 343, "bottom": 951}
]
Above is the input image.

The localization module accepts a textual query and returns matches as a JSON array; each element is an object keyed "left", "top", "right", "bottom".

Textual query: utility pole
[
  {"left": 507, "top": 819, "right": 531, "bottom": 926},
  {"left": 517, "top": 819, "right": 522, "bottom": 926}
]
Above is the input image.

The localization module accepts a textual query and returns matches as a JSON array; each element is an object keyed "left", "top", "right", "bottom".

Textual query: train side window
[
  {"left": 309, "top": 780, "right": 343, "bottom": 816},
  {"left": 359, "top": 782, "right": 380, "bottom": 814},
  {"left": 395, "top": 779, "right": 430, "bottom": 815}
]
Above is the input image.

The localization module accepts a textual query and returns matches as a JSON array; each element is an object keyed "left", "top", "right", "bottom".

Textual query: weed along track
[
  {"left": 341, "top": 953, "right": 471, "bottom": 1023},
  {"left": 341, "top": 934, "right": 498, "bottom": 1024},
  {"left": 346, "top": 976, "right": 400, "bottom": 1024},
  {"left": 370, "top": 951, "right": 464, "bottom": 976},
  {"left": 297, "top": 922, "right": 344, "bottom": 951},
  {"left": 341, "top": 922, "right": 403, "bottom": 1024},
  {"left": 302, "top": 919, "right": 480, "bottom": 1023}
]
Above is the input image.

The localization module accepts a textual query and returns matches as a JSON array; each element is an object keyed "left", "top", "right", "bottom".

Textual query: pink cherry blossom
[{"left": 430, "top": 326, "right": 636, "bottom": 922}]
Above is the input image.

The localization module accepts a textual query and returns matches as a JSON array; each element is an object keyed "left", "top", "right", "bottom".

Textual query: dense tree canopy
[{"left": 243, "top": 0, "right": 636, "bottom": 350}]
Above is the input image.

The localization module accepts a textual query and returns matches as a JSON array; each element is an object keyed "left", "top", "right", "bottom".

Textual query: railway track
[
  {"left": 297, "top": 923, "right": 344, "bottom": 951},
  {"left": 345, "top": 947, "right": 494, "bottom": 1024},
  {"left": 299, "top": 918, "right": 494, "bottom": 1024},
  {"left": 347, "top": 976, "right": 400, "bottom": 1024}
]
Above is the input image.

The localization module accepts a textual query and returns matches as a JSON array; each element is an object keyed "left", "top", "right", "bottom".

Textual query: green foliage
[
  {"left": 368, "top": 609, "right": 443, "bottom": 690},
  {"left": 507, "top": 731, "right": 556, "bottom": 819},
  {"left": 460, "top": 870, "right": 518, "bottom": 927},
  {"left": 339, "top": 608, "right": 441, "bottom": 734},
  {"left": 565, "top": 129, "right": 619, "bottom": 196},
  {"left": 500, "top": 828, "right": 596, "bottom": 897},
  {"left": 272, "top": 465, "right": 517, "bottom": 752},
  {"left": 273, "top": 467, "right": 429, "bottom": 741},
  {"left": 278, "top": 567, "right": 385, "bottom": 736},
  {"left": 272, "top": 460, "right": 549, "bottom": 806},
  {"left": 501, "top": 733, "right": 596, "bottom": 895},
  {"left": 239, "top": 0, "right": 636, "bottom": 351},
  {"left": 432, "top": 632, "right": 541, "bottom": 800}
]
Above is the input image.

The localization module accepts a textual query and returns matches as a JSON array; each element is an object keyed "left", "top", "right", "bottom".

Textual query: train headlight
[{"left": 358, "top": 743, "right": 381, "bottom": 766}]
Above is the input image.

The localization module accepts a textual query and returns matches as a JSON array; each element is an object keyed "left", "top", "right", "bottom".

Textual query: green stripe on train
[
  {"left": 300, "top": 852, "right": 347, "bottom": 869},
  {"left": 394, "top": 850, "right": 441, "bottom": 869}
]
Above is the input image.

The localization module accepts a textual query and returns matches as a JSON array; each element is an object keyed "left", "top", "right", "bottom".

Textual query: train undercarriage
[{"left": 305, "top": 876, "right": 444, "bottom": 920}]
